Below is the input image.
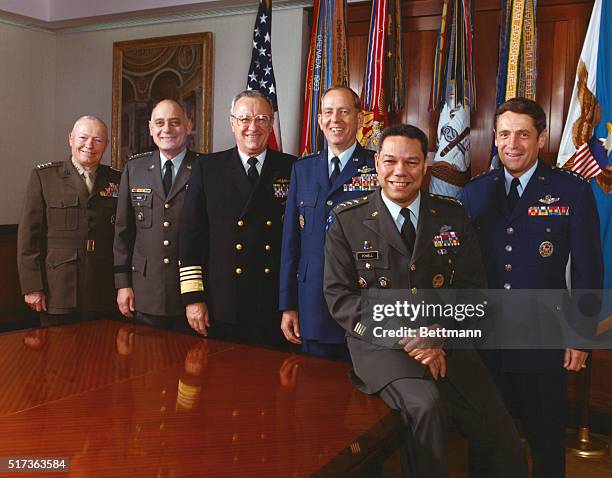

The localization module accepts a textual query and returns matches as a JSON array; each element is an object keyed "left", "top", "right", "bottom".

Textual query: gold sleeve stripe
[
  {"left": 180, "top": 272, "right": 202, "bottom": 280},
  {"left": 180, "top": 265, "right": 203, "bottom": 273},
  {"left": 180, "top": 279, "right": 204, "bottom": 294}
]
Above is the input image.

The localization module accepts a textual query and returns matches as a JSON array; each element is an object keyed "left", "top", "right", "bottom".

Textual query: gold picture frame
[{"left": 111, "top": 32, "right": 213, "bottom": 169}]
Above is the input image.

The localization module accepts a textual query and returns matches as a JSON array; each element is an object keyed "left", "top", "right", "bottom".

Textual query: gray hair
[
  {"left": 230, "top": 89, "right": 273, "bottom": 115},
  {"left": 72, "top": 115, "right": 108, "bottom": 139},
  {"left": 73, "top": 115, "right": 107, "bottom": 130}
]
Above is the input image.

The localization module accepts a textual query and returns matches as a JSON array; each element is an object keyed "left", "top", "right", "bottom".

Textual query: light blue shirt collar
[
  {"left": 327, "top": 142, "right": 357, "bottom": 176},
  {"left": 504, "top": 160, "right": 538, "bottom": 197},
  {"left": 160, "top": 149, "right": 187, "bottom": 182},
  {"left": 237, "top": 148, "right": 267, "bottom": 175},
  {"left": 381, "top": 190, "right": 421, "bottom": 233}
]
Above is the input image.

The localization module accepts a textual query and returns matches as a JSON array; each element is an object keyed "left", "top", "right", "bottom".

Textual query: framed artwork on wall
[{"left": 111, "top": 32, "right": 213, "bottom": 169}]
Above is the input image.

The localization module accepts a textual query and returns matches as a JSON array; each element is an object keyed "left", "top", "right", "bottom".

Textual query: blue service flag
[{"left": 558, "top": 0, "right": 611, "bottom": 328}]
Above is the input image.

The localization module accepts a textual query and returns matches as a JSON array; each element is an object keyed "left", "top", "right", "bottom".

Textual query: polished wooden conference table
[{"left": 0, "top": 320, "right": 403, "bottom": 477}]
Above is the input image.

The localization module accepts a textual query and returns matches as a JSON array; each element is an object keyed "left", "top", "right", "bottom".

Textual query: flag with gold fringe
[
  {"left": 299, "top": 0, "right": 349, "bottom": 156},
  {"left": 558, "top": 0, "right": 611, "bottom": 306},
  {"left": 357, "top": 0, "right": 405, "bottom": 151},
  {"left": 490, "top": 0, "right": 537, "bottom": 168},
  {"left": 495, "top": 0, "right": 537, "bottom": 105},
  {"left": 428, "top": 0, "right": 475, "bottom": 199}
]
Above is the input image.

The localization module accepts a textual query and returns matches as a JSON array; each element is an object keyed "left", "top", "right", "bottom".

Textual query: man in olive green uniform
[
  {"left": 18, "top": 116, "right": 121, "bottom": 324},
  {"left": 114, "top": 100, "right": 198, "bottom": 332},
  {"left": 324, "top": 124, "right": 526, "bottom": 478}
]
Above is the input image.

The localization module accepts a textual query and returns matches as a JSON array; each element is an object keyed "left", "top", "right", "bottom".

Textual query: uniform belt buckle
[{"left": 86, "top": 239, "right": 95, "bottom": 252}]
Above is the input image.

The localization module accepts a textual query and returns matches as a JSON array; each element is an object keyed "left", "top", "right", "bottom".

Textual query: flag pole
[{"left": 565, "top": 355, "right": 609, "bottom": 458}]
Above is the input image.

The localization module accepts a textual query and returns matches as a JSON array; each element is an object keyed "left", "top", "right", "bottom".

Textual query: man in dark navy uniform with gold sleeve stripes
[{"left": 179, "top": 90, "right": 295, "bottom": 346}]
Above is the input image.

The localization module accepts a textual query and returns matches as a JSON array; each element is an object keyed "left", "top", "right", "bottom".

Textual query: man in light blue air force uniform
[{"left": 279, "top": 86, "right": 376, "bottom": 358}]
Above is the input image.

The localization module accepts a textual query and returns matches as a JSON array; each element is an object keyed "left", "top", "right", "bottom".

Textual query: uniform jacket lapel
[
  {"left": 363, "top": 190, "right": 410, "bottom": 258},
  {"left": 411, "top": 193, "right": 440, "bottom": 265},
  {"left": 326, "top": 144, "right": 373, "bottom": 198},
  {"left": 145, "top": 151, "right": 166, "bottom": 202},
  {"left": 166, "top": 149, "right": 195, "bottom": 202},
  {"left": 508, "top": 160, "right": 550, "bottom": 222},
  {"left": 241, "top": 149, "right": 282, "bottom": 218},
  {"left": 493, "top": 167, "right": 510, "bottom": 220},
  {"left": 62, "top": 160, "right": 89, "bottom": 205},
  {"left": 228, "top": 147, "right": 253, "bottom": 200},
  {"left": 89, "top": 165, "right": 109, "bottom": 200},
  {"left": 317, "top": 148, "right": 332, "bottom": 194}
]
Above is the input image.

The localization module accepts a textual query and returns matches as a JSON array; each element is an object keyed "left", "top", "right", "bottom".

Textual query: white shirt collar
[
  {"left": 380, "top": 190, "right": 421, "bottom": 232},
  {"left": 504, "top": 160, "right": 538, "bottom": 196},
  {"left": 327, "top": 142, "right": 357, "bottom": 174},
  {"left": 237, "top": 148, "right": 267, "bottom": 174}
]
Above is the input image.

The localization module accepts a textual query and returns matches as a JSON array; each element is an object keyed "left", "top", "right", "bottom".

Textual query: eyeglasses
[{"left": 231, "top": 114, "right": 272, "bottom": 127}]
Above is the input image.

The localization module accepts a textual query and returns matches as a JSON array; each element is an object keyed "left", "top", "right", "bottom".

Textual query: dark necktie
[
  {"left": 163, "top": 160, "right": 173, "bottom": 196},
  {"left": 507, "top": 177, "right": 521, "bottom": 212},
  {"left": 329, "top": 156, "right": 341, "bottom": 187},
  {"left": 399, "top": 208, "right": 416, "bottom": 255},
  {"left": 247, "top": 157, "right": 260, "bottom": 186}
]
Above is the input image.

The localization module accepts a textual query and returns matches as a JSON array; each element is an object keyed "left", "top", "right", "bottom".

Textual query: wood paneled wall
[
  {"left": 346, "top": 0, "right": 594, "bottom": 174},
  {"left": 346, "top": 0, "right": 612, "bottom": 414}
]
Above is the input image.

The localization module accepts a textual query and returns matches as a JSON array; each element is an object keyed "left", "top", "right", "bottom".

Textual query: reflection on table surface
[{"left": 0, "top": 320, "right": 401, "bottom": 477}]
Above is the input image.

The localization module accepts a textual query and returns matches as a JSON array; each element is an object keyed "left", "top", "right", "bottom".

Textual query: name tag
[{"left": 356, "top": 251, "right": 379, "bottom": 260}]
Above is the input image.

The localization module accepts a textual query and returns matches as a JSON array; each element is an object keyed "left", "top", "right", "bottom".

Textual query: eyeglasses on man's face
[{"left": 231, "top": 114, "right": 272, "bottom": 127}]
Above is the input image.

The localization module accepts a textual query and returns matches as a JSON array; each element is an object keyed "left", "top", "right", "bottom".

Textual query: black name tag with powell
[{"left": 356, "top": 251, "right": 379, "bottom": 261}]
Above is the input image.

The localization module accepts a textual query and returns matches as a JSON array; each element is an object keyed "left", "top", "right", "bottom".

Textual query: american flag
[
  {"left": 569, "top": 136, "right": 608, "bottom": 180},
  {"left": 246, "top": 0, "right": 282, "bottom": 151}
]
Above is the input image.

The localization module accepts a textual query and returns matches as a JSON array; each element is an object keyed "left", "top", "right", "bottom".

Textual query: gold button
[
  {"left": 264, "top": 244, "right": 271, "bottom": 251},
  {"left": 164, "top": 203, "right": 170, "bottom": 209},
  {"left": 235, "top": 268, "right": 242, "bottom": 275},
  {"left": 411, "top": 287, "right": 417, "bottom": 294},
  {"left": 163, "top": 221, "right": 170, "bottom": 228},
  {"left": 265, "top": 220, "right": 272, "bottom": 227},
  {"left": 237, "top": 220, "right": 245, "bottom": 227},
  {"left": 264, "top": 268, "right": 271, "bottom": 274},
  {"left": 410, "top": 264, "right": 416, "bottom": 271},
  {"left": 236, "top": 244, "right": 243, "bottom": 251},
  {"left": 163, "top": 240, "right": 170, "bottom": 246},
  {"left": 163, "top": 258, "right": 170, "bottom": 264}
]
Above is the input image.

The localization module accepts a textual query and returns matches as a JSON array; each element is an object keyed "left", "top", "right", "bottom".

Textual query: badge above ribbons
[{"left": 273, "top": 178, "right": 290, "bottom": 198}]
